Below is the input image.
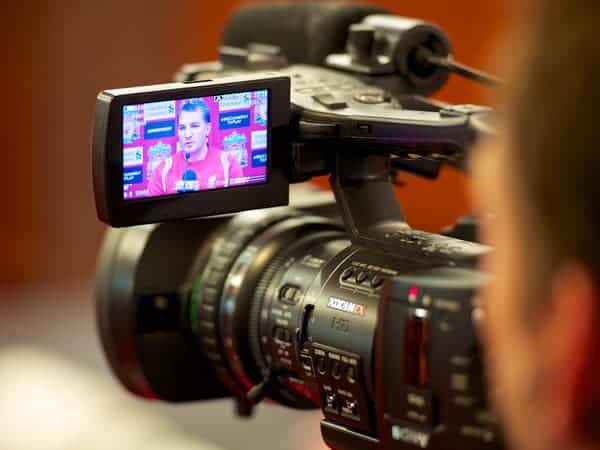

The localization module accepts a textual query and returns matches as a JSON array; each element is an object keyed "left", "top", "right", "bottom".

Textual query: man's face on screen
[{"left": 177, "top": 109, "right": 210, "bottom": 154}]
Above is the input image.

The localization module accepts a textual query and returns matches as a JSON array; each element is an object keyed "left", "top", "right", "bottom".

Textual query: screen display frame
[
  {"left": 93, "top": 75, "right": 290, "bottom": 227},
  {"left": 121, "top": 89, "right": 271, "bottom": 202}
]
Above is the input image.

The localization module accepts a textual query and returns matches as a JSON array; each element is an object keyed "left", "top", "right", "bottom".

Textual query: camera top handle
[{"left": 328, "top": 148, "right": 487, "bottom": 266}]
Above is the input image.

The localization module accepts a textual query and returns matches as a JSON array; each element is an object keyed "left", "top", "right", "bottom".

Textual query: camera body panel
[
  {"left": 377, "top": 269, "right": 501, "bottom": 450},
  {"left": 95, "top": 204, "right": 501, "bottom": 450}
]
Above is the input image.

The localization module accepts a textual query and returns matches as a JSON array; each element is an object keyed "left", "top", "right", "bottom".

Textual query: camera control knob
[
  {"left": 325, "top": 393, "right": 339, "bottom": 413},
  {"left": 353, "top": 88, "right": 390, "bottom": 104},
  {"left": 346, "top": 365, "right": 357, "bottom": 384},
  {"left": 370, "top": 274, "right": 384, "bottom": 288},
  {"left": 355, "top": 271, "right": 369, "bottom": 284},
  {"left": 273, "top": 326, "right": 292, "bottom": 343},
  {"left": 316, "top": 356, "right": 328, "bottom": 375},
  {"left": 341, "top": 267, "right": 355, "bottom": 281},
  {"left": 347, "top": 24, "right": 375, "bottom": 62},
  {"left": 279, "top": 284, "right": 301, "bottom": 305},
  {"left": 312, "top": 93, "right": 348, "bottom": 110},
  {"left": 331, "top": 360, "right": 342, "bottom": 379},
  {"left": 341, "top": 399, "right": 359, "bottom": 418}
]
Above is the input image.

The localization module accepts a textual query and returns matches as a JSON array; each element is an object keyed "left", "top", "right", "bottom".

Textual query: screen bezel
[{"left": 93, "top": 75, "right": 290, "bottom": 227}]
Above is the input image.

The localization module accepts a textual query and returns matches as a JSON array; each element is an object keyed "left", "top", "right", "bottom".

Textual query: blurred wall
[{"left": 0, "top": 0, "right": 509, "bottom": 286}]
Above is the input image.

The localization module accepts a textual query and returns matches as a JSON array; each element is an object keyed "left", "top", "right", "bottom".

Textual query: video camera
[{"left": 92, "top": 4, "right": 501, "bottom": 450}]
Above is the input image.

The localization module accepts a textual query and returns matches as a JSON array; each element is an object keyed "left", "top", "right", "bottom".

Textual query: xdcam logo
[{"left": 326, "top": 297, "right": 366, "bottom": 316}]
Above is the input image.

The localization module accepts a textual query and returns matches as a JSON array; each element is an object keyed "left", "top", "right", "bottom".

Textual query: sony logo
[
  {"left": 391, "top": 426, "right": 431, "bottom": 448},
  {"left": 327, "top": 297, "right": 366, "bottom": 316}
]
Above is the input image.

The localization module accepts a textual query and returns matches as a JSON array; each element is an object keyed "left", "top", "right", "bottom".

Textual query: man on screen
[{"left": 148, "top": 99, "right": 243, "bottom": 196}]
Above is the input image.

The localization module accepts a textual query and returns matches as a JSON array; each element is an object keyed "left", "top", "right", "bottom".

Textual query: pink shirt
[{"left": 148, "top": 149, "right": 244, "bottom": 196}]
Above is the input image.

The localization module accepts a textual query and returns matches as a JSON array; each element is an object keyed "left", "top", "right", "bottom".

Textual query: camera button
[
  {"left": 311, "top": 93, "right": 348, "bottom": 110},
  {"left": 300, "top": 355, "right": 315, "bottom": 376},
  {"left": 346, "top": 365, "right": 357, "bottom": 384},
  {"left": 353, "top": 88, "right": 390, "bottom": 104},
  {"left": 316, "top": 356, "right": 327, "bottom": 375},
  {"left": 331, "top": 360, "right": 342, "bottom": 379},
  {"left": 279, "top": 284, "right": 301, "bottom": 305},
  {"left": 355, "top": 271, "right": 369, "bottom": 284},
  {"left": 324, "top": 393, "right": 338, "bottom": 413},
  {"left": 400, "top": 387, "right": 436, "bottom": 427},
  {"left": 341, "top": 267, "right": 355, "bottom": 281},
  {"left": 341, "top": 399, "right": 359, "bottom": 418},
  {"left": 370, "top": 274, "right": 384, "bottom": 288},
  {"left": 273, "top": 326, "right": 292, "bottom": 343}
]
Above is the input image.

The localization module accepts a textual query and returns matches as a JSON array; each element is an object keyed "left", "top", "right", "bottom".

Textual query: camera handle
[
  {"left": 330, "top": 151, "right": 409, "bottom": 250},
  {"left": 329, "top": 150, "right": 485, "bottom": 265}
]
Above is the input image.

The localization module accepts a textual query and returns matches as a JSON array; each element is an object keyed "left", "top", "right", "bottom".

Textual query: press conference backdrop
[{"left": 0, "top": 0, "right": 509, "bottom": 286}]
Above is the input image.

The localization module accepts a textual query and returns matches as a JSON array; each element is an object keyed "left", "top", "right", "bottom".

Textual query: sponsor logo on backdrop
[
  {"left": 254, "top": 90, "right": 268, "bottom": 125},
  {"left": 219, "top": 110, "right": 250, "bottom": 129},
  {"left": 123, "top": 166, "right": 143, "bottom": 184},
  {"left": 123, "top": 146, "right": 143, "bottom": 167},
  {"left": 214, "top": 93, "right": 252, "bottom": 111},
  {"left": 144, "top": 119, "right": 175, "bottom": 139},
  {"left": 223, "top": 131, "right": 248, "bottom": 167},
  {"left": 143, "top": 101, "right": 175, "bottom": 121},
  {"left": 124, "top": 105, "right": 140, "bottom": 113},
  {"left": 251, "top": 150, "right": 267, "bottom": 168},
  {"left": 251, "top": 130, "right": 267, "bottom": 149}
]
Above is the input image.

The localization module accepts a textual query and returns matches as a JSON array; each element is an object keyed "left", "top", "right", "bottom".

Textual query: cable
[{"left": 416, "top": 47, "right": 503, "bottom": 87}]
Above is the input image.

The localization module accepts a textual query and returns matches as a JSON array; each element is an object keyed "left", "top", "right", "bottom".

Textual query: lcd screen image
[{"left": 122, "top": 90, "right": 269, "bottom": 200}]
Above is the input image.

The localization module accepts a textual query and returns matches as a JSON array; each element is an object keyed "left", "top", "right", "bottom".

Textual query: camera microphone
[
  {"left": 178, "top": 168, "right": 199, "bottom": 193},
  {"left": 326, "top": 13, "right": 503, "bottom": 93},
  {"left": 182, "top": 169, "right": 196, "bottom": 181},
  {"left": 222, "top": 3, "right": 389, "bottom": 65}
]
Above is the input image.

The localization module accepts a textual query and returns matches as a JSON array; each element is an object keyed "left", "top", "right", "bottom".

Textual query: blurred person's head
[
  {"left": 472, "top": 2, "right": 600, "bottom": 450},
  {"left": 177, "top": 100, "right": 211, "bottom": 157}
]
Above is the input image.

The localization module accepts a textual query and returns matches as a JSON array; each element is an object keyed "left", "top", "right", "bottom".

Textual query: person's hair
[
  {"left": 178, "top": 99, "right": 211, "bottom": 124},
  {"left": 507, "top": 1, "right": 600, "bottom": 291}
]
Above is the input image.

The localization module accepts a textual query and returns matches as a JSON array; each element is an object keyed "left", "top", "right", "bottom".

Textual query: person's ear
[{"left": 542, "top": 261, "right": 600, "bottom": 447}]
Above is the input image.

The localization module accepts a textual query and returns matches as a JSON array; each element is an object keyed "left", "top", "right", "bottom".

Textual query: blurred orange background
[{"left": 0, "top": 0, "right": 510, "bottom": 287}]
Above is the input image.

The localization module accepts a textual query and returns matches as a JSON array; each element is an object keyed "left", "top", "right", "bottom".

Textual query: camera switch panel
[
  {"left": 338, "top": 261, "right": 391, "bottom": 293},
  {"left": 309, "top": 342, "right": 372, "bottom": 433}
]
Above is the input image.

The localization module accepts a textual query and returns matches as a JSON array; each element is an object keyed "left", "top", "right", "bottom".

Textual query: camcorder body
[{"left": 92, "top": 4, "right": 502, "bottom": 450}]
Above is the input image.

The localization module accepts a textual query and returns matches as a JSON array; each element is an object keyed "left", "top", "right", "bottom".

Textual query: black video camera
[{"left": 92, "top": 4, "right": 501, "bottom": 450}]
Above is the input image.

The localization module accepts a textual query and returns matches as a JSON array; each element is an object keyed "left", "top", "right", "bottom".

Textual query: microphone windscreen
[
  {"left": 222, "top": 2, "right": 390, "bottom": 65},
  {"left": 182, "top": 169, "right": 197, "bottom": 181}
]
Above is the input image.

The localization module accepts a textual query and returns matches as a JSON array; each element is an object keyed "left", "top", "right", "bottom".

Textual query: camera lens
[{"left": 96, "top": 220, "right": 231, "bottom": 402}]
